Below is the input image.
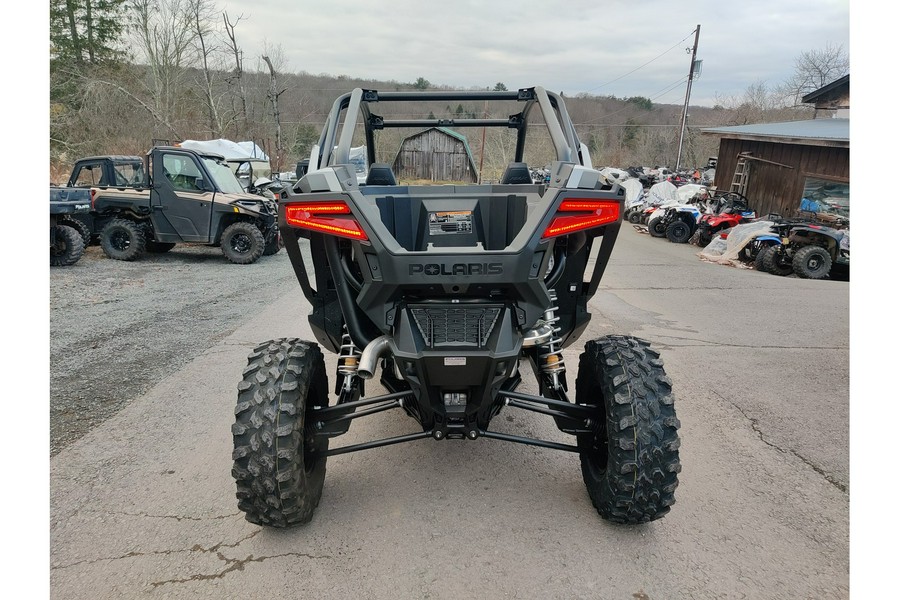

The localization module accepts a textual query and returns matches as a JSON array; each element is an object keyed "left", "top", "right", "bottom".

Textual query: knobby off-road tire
[
  {"left": 649, "top": 219, "right": 667, "bottom": 238},
  {"left": 666, "top": 220, "right": 692, "bottom": 244},
  {"left": 761, "top": 245, "right": 793, "bottom": 276},
  {"left": 627, "top": 211, "right": 643, "bottom": 224},
  {"left": 100, "top": 218, "right": 146, "bottom": 261},
  {"left": 792, "top": 245, "right": 832, "bottom": 279},
  {"left": 221, "top": 221, "right": 265, "bottom": 264},
  {"left": 60, "top": 217, "right": 92, "bottom": 248},
  {"left": 575, "top": 335, "right": 681, "bottom": 524},
  {"left": 145, "top": 241, "right": 176, "bottom": 253},
  {"left": 696, "top": 228, "right": 714, "bottom": 248},
  {"left": 748, "top": 241, "right": 777, "bottom": 270},
  {"left": 754, "top": 244, "right": 772, "bottom": 271},
  {"left": 232, "top": 338, "right": 329, "bottom": 527},
  {"left": 50, "top": 224, "right": 85, "bottom": 266},
  {"left": 263, "top": 230, "right": 283, "bottom": 256}
]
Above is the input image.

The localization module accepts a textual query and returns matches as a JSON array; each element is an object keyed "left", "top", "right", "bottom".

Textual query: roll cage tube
[{"left": 318, "top": 87, "right": 581, "bottom": 171}]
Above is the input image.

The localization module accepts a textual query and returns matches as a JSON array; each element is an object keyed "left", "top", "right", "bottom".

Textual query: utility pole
[{"left": 675, "top": 24, "right": 701, "bottom": 171}]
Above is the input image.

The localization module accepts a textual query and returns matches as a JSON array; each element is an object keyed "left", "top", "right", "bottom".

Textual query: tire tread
[{"left": 576, "top": 335, "right": 681, "bottom": 524}]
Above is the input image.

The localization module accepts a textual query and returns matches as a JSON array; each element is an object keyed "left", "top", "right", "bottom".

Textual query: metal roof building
[
  {"left": 701, "top": 76, "right": 850, "bottom": 221},
  {"left": 702, "top": 119, "right": 849, "bottom": 147}
]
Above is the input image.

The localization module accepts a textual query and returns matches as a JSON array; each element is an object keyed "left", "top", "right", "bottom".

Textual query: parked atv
[
  {"left": 655, "top": 204, "right": 704, "bottom": 242},
  {"left": 758, "top": 220, "right": 848, "bottom": 278},
  {"left": 645, "top": 184, "right": 709, "bottom": 242},
  {"left": 695, "top": 192, "right": 756, "bottom": 247},
  {"left": 231, "top": 86, "right": 681, "bottom": 528}
]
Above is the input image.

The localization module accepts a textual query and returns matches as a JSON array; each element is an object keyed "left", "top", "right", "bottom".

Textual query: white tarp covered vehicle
[
  {"left": 177, "top": 139, "right": 272, "bottom": 188},
  {"left": 645, "top": 182, "right": 708, "bottom": 234},
  {"left": 646, "top": 180, "right": 678, "bottom": 206},
  {"left": 698, "top": 220, "right": 777, "bottom": 267},
  {"left": 599, "top": 167, "right": 630, "bottom": 184}
]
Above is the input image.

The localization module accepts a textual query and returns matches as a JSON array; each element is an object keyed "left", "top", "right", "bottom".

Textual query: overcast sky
[{"left": 218, "top": 0, "right": 850, "bottom": 107}]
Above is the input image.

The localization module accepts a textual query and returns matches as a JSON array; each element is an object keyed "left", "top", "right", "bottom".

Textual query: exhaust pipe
[{"left": 357, "top": 335, "right": 392, "bottom": 380}]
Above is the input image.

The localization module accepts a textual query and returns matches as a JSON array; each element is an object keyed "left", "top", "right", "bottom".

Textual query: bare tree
[
  {"left": 261, "top": 45, "right": 287, "bottom": 171},
  {"left": 778, "top": 42, "right": 849, "bottom": 107},
  {"left": 129, "top": 0, "right": 197, "bottom": 128},
  {"left": 223, "top": 11, "right": 249, "bottom": 137},
  {"left": 714, "top": 81, "right": 805, "bottom": 126},
  {"left": 187, "top": 0, "right": 223, "bottom": 137}
]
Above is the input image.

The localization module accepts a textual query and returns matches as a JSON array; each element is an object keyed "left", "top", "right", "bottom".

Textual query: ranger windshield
[{"left": 202, "top": 157, "right": 246, "bottom": 194}]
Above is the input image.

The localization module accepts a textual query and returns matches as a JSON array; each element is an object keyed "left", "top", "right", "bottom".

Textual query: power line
[
  {"left": 579, "top": 76, "right": 688, "bottom": 126},
  {"left": 584, "top": 29, "right": 697, "bottom": 93}
]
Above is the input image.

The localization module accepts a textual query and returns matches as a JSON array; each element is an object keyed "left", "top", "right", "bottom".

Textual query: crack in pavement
[
  {"left": 712, "top": 390, "right": 848, "bottom": 494},
  {"left": 650, "top": 333, "right": 847, "bottom": 351},
  {"left": 52, "top": 530, "right": 261, "bottom": 571},
  {"left": 150, "top": 549, "right": 334, "bottom": 588},
  {"left": 83, "top": 509, "right": 243, "bottom": 522}
]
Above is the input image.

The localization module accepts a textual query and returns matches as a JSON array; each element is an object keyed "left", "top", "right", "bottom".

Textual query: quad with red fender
[{"left": 696, "top": 192, "right": 755, "bottom": 246}]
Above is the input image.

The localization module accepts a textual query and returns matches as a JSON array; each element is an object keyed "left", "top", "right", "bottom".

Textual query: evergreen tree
[{"left": 50, "top": 0, "right": 127, "bottom": 67}]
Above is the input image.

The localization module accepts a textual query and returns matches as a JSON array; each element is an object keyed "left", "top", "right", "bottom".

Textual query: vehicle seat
[
  {"left": 365, "top": 163, "right": 396, "bottom": 186},
  {"left": 500, "top": 162, "right": 533, "bottom": 184}
]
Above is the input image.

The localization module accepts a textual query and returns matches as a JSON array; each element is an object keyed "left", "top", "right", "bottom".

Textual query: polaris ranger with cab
[
  {"left": 90, "top": 146, "right": 280, "bottom": 264},
  {"left": 231, "top": 87, "right": 681, "bottom": 527},
  {"left": 54, "top": 154, "right": 146, "bottom": 246}
]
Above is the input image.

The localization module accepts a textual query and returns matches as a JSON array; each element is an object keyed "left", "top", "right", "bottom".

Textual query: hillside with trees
[{"left": 50, "top": 1, "right": 849, "bottom": 182}]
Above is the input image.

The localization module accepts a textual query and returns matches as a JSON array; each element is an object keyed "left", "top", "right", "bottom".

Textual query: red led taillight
[
  {"left": 542, "top": 199, "right": 620, "bottom": 239},
  {"left": 284, "top": 201, "right": 369, "bottom": 242}
]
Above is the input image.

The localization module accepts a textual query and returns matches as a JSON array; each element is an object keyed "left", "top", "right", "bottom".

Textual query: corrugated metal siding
[
  {"left": 715, "top": 138, "right": 849, "bottom": 218},
  {"left": 392, "top": 129, "right": 477, "bottom": 182}
]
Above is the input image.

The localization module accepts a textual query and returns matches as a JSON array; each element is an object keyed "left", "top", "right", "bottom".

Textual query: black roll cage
[{"left": 314, "top": 87, "right": 583, "bottom": 171}]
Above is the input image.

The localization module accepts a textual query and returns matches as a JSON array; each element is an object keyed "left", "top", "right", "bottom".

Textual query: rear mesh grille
[{"left": 409, "top": 305, "right": 502, "bottom": 347}]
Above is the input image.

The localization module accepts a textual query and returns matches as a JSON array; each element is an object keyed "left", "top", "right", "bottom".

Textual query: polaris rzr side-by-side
[{"left": 231, "top": 87, "right": 681, "bottom": 527}]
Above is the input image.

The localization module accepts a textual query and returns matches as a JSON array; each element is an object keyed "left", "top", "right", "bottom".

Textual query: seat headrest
[
  {"left": 365, "top": 163, "right": 396, "bottom": 186},
  {"left": 500, "top": 162, "right": 532, "bottom": 185}
]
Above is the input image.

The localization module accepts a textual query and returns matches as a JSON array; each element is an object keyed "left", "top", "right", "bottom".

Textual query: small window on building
[{"left": 799, "top": 177, "right": 849, "bottom": 224}]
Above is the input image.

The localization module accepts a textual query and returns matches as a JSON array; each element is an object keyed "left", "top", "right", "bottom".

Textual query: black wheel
[
  {"left": 649, "top": 219, "right": 667, "bottom": 238},
  {"left": 696, "top": 227, "right": 714, "bottom": 247},
  {"left": 575, "top": 335, "right": 681, "bottom": 524},
  {"left": 60, "top": 217, "right": 91, "bottom": 248},
  {"left": 627, "top": 211, "right": 642, "bottom": 224},
  {"left": 263, "top": 230, "right": 283, "bottom": 256},
  {"left": 792, "top": 245, "right": 833, "bottom": 279},
  {"left": 232, "top": 338, "right": 329, "bottom": 527},
  {"left": 741, "top": 240, "right": 774, "bottom": 265},
  {"left": 50, "top": 224, "right": 85, "bottom": 266},
  {"left": 100, "top": 218, "right": 146, "bottom": 261},
  {"left": 754, "top": 243, "right": 776, "bottom": 271},
  {"left": 221, "top": 221, "right": 265, "bottom": 264},
  {"left": 761, "top": 245, "right": 793, "bottom": 276},
  {"left": 145, "top": 241, "right": 176, "bottom": 253},
  {"left": 665, "top": 220, "right": 692, "bottom": 243}
]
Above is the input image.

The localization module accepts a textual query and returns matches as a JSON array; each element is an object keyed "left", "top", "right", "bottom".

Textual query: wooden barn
[
  {"left": 392, "top": 127, "right": 478, "bottom": 183},
  {"left": 701, "top": 75, "right": 849, "bottom": 222}
]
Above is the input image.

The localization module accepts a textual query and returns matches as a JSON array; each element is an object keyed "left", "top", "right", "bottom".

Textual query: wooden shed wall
[
  {"left": 392, "top": 130, "right": 477, "bottom": 182},
  {"left": 715, "top": 138, "right": 849, "bottom": 219}
]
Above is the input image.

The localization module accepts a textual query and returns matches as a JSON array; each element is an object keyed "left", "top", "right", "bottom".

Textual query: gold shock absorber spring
[
  {"left": 337, "top": 327, "right": 361, "bottom": 391},
  {"left": 537, "top": 290, "right": 565, "bottom": 389}
]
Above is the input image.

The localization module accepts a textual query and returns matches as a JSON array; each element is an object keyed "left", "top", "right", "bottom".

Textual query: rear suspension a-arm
[{"left": 306, "top": 388, "right": 598, "bottom": 458}]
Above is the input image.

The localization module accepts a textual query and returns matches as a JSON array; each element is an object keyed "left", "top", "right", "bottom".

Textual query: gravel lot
[{"left": 49, "top": 244, "right": 297, "bottom": 455}]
